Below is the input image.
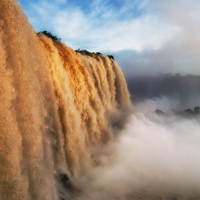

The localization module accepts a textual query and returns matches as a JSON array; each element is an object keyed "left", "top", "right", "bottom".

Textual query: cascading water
[{"left": 0, "top": 0, "right": 130, "bottom": 199}]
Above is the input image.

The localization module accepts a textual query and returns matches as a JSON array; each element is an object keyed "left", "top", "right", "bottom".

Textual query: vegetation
[
  {"left": 107, "top": 55, "right": 114, "bottom": 60},
  {"left": 75, "top": 49, "right": 103, "bottom": 58},
  {"left": 38, "top": 31, "right": 61, "bottom": 41},
  {"left": 75, "top": 49, "right": 114, "bottom": 61}
]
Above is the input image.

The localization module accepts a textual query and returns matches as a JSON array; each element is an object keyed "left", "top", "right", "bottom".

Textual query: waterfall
[{"left": 0, "top": 0, "right": 130, "bottom": 199}]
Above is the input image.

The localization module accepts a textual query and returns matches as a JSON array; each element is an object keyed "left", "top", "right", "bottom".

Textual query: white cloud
[
  {"left": 21, "top": 0, "right": 180, "bottom": 52},
  {"left": 74, "top": 98, "right": 200, "bottom": 199},
  {"left": 114, "top": 0, "right": 200, "bottom": 76}
]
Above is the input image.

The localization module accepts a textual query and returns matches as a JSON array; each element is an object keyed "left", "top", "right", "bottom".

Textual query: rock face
[
  {"left": 183, "top": 106, "right": 200, "bottom": 117},
  {"left": 155, "top": 107, "right": 200, "bottom": 118},
  {"left": 155, "top": 109, "right": 165, "bottom": 115},
  {"left": 194, "top": 106, "right": 200, "bottom": 114},
  {"left": 0, "top": 0, "right": 130, "bottom": 199},
  {"left": 184, "top": 108, "right": 194, "bottom": 116}
]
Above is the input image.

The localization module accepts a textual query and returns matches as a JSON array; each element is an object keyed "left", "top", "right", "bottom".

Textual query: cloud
[
  {"left": 113, "top": 0, "right": 200, "bottom": 76},
  {"left": 114, "top": 45, "right": 200, "bottom": 77},
  {"left": 18, "top": 0, "right": 179, "bottom": 52},
  {"left": 18, "top": 0, "right": 200, "bottom": 75}
]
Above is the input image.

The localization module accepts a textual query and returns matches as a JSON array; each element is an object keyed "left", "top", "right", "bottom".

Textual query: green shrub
[
  {"left": 38, "top": 31, "right": 61, "bottom": 41},
  {"left": 108, "top": 55, "right": 114, "bottom": 60},
  {"left": 75, "top": 49, "right": 103, "bottom": 58}
]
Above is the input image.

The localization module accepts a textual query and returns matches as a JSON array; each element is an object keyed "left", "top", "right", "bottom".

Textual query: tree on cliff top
[
  {"left": 38, "top": 31, "right": 61, "bottom": 41},
  {"left": 108, "top": 55, "right": 114, "bottom": 60}
]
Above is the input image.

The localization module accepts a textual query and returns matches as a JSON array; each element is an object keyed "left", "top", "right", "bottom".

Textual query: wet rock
[
  {"left": 59, "top": 173, "right": 70, "bottom": 189},
  {"left": 194, "top": 106, "right": 200, "bottom": 115},
  {"left": 155, "top": 109, "right": 165, "bottom": 115},
  {"left": 183, "top": 108, "right": 194, "bottom": 117}
]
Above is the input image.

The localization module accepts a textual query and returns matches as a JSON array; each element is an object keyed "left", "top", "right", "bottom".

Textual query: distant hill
[{"left": 127, "top": 75, "right": 200, "bottom": 107}]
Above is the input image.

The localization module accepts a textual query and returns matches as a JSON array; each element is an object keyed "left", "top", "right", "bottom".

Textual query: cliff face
[{"left": 0, "top": 0, "right": 130, "bottom": 199}]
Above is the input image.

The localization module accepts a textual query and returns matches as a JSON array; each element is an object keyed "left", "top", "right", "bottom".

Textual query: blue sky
[{"left": 18, "top": 0, "right": 200, "bottom": 76}]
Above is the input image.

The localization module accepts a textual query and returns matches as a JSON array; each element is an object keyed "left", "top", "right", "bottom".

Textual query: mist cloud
[{"left": 73, "top": 98, "right": 200, "bottom": 200}]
